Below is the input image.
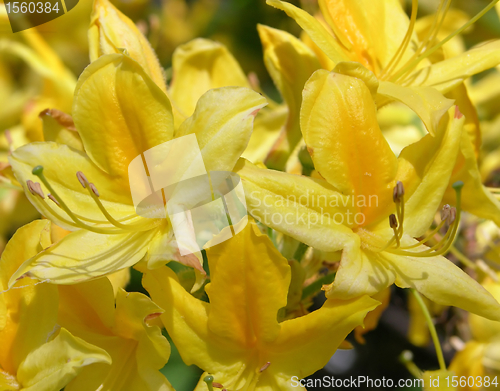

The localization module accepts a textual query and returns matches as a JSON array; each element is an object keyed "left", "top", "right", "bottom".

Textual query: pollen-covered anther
[
  {"left": 393, "top": 181, "right": 405, "bottom": 203},
  {"left": 48, "top": 194, "right": 60, "bottom": 206},
  {"left": 26, "top": 180, "right": 45, "bottom": 198},
  {"left": 389, "top": 214, "right": 398, "bottom": 229},
  {"left": 440, "top": 204, "right": 451, "bottom": 221},
  {"left": 76, "top": 171, "right": 89, "bottom": 188},
  {"left": 448, "top": 207, "right": 457, "bottom": 224},
  {"left": 212, "top": 382, "right": 224, "bottom": 389},
  {"left": 89, "top": 183, "right": 100, "bottom": 197},
  {"left": 259, "top": 362, "right": 271, "bottom": 373}
]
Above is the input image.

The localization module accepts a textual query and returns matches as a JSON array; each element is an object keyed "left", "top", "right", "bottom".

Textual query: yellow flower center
[
  {"left": 371, "top": 180, "right": 464, "bottom": 257},
  {"left": 378, "top": 0, "right": 499, "bottom": 83},
  {"left": 29, "top": 165, "right": 157, "bottom": 235}
]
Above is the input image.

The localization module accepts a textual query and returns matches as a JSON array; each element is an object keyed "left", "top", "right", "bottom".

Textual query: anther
[
  {"left": 389, "top": 214, "right": 398, "bottom": 229},
  {"left": 76, "top": 171, "right": 89, "bottom": 188},
  {"left": 393, "top": 181, "right": 405, "bottom": 202},
  {"left": 26, "top": 180, "right": 45, "bottom": 198},
  {"left": 48, "top": 194, "right": 60, "bottom": 206},
  {"left": 89, "top": 183, "right": 100, "bottom": 197},
  {"left": 440, "top": 204, "right": 451, "bottom": 221},
  {"left": 259, "top": 362, "right": 271, "bottom": 372},
  {"left": 212, "top": 383, "right": 224, "bottom": 389},
  {"left": 448, "top": 207, "right": 457, "bottom": 224}
]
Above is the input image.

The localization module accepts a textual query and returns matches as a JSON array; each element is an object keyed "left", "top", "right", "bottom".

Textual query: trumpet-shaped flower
[
  {"left": 267, "top": 0, "right": 500, "bottom": 135},
  {"left": 8, "top": 51, "right": 266, "bottom": 286},
  {"left": 0, "top": 220, "right": 111, "bottom": 390},
  {"left": 141, "top": 220, "right": 379, "bottom": 390},
  {"left": 235, "top": 70, "right": 500, "bottom": 321}
]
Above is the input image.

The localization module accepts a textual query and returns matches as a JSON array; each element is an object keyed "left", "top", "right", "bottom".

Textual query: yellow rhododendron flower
[
  {"left": 267, "top": 0, "right": 500, "bottom": 136},
  {"left": 0, "top": 220, "right": 111, "bottom": 390},
  {"left": 141, "top": 220, "right": 379, "bottom": 390},
  {"left": 236, "top": 70, "right": 500, "bottom": 321},
  {"left": 8, "top": 51, "right": 266, "bottom": 286}
]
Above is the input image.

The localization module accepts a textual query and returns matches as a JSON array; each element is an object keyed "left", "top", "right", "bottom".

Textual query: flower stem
[{"left": 410, "top": 289, "right": 446, "bottom": 371}]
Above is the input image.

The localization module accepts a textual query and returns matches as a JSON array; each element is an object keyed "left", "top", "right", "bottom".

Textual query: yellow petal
[
  {"left": 391, "top": 108, "right": 464, "bottom": 237},
  {"left": 112, "top": 289, "right": 172, "bottom": 390},
  {"left": 266, "top": 295, "right": 379, "bottom": 381},
  {"left": 410, "top": 40, "right": 500, "bottom": 94},
  {"left": 325, "top": 235, "right": 397, "bottom": 299},
  {"left": 9, "top": 227, "right": 158, "bottom": 286},
  {"left": 9, "top": 142, "right": 138, "bottom": 230},
  {"left": 89, "top": 0, "right": 166, "bottom": 92},
  {"left": 60, "top": 280, "right": 173, "bottom": 391},
  {"left": 205, "top": 221, "right": 290, "bottom": 346},
  {"left": 242, "top": 105, "right": 287, "bottom": 163},
  {"left": 141, "top": 264, "right": 241, "bottom": 373},
  {"left": 17, "top": 328, "right": 111, "bottom": 391},
  {"left": 107, "top": 268, "right": 131, "bottom": 296},
  {"left": 73, "top": 54, "right": 174, "bottom": 178},
  {"left": 266, "top": 0, "right": 349, "bottom": 65},
  {"left": 58, "top": 279, "right": 116, "bottom": 335},
  {"left": 468, "top": 277, "right": 500, "bottom": 342},
  {"left": 169, "top": 38, "right": 250, "bottom": 118},
  {"left": 301, "top": 70, "right": 398, "bottom": 224},
  {"left": 449, "top": 341, "right": 486, "bottom": 381},
  {"left": 175, "top": 87, "right": 267, "bottom": 172},
  {"left": 234, "top": 158, "right": 355, "bottom": 252},
  {"left": 354, "top": 287, "right": 391, "bottom": 344},
  {"left": 443, "top": 86, "right": 500, "bottom": 226},
  {"left": 377, "top": 81, "right": 454, "bottom": 136},
  {"left": 383, "top": 237, "right": 500, "bottom": 321},
  {"left": 257, "top": 24, "right": 321, "bottom": 169},
  {"left": 0, "top": 221, "right": 58, "bottom": 375},
  {"left": 40, "top": 109, "right": 84, "bottom": 151},
  {"left": 318, "top": 0, "right": 410, "bottom": 73}
]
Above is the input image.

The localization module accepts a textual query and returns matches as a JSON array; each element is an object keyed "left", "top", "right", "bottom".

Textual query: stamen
[
  {"left": 31, "top": 166, "right": 126, "bottom": 235},
  {"left": 26, "top": 180, "right": 45, "bottom": 198},
  {"left": 203, "top": 375, "right": 215, "bottom": 391},
  {"left": 391, "top": 0, "right": 499, "bottom": 83},
  {"left": 440, "top": 204, "right": 451, "bottom": 221},
  {"left": 389, "top": 213, "right": 401, "bottom": 248},
  {"left": 386, "top": 181, "right": 464, "bottom": 257},
  {"left": 89, "top": 183, "right": 100, "bottom": 197},
  {"left": 379, "top": 0, "right": 418, "bottom": 80},
  {"left": 259, "top": 362, "right": 271, "bottom": 372},
  {"left": 76, "top": 171, "right": 89, "bottom": 188},
  {"left": 48, "top": 194, "right": 60, "bottom": 206},
  {"left": 389, "top": 214, "right": 398, "bottom": 229}
]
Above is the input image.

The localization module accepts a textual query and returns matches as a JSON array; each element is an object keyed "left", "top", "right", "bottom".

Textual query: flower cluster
[{"left": 1, "top": 0, "right": 500, "bottom": 390}]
